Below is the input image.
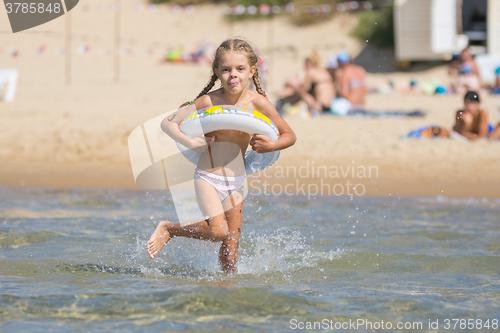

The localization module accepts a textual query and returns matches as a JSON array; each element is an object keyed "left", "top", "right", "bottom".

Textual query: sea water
[{"left": 0, "top": 186, "right": 499, "bottom": 332}]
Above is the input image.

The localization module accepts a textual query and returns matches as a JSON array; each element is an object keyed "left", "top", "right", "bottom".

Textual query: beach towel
[
  {"left": 403, "top": 124, "right": 496, "bottom": 140},
  {"left": 403, "top": 125, "right": 450, "bottom": 139}
]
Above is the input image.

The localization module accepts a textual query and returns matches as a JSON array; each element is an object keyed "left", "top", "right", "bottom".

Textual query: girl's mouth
[{"left": 229, "top": 80, "right": 238, "bottom": 87}]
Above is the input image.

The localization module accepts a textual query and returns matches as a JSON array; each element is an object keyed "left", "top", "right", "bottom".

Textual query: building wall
[
  {"left": 395, "top": 0, "right": 452, "bottom": 61},
  {"left": 488, "top": 0, "right": 500, "bottom": 56}
]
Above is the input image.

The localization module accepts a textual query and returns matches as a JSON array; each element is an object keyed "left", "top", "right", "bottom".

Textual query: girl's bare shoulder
[
  {"left": 251, "top": 92, "right": 277, "bottom": 116},
  {"left": 194, "top": 94, "right": 215, "bottom": 110}
]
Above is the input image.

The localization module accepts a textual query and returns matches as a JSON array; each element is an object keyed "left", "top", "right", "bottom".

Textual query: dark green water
[{"left": 0, "top": 187, "right": 499, "bottom": 332}]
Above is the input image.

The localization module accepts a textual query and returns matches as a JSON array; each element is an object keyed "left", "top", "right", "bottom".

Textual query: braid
[
  {"left": 196, "top": 73, "right": 218, "bottom": 100},
  {"left": 252, "top": 70, "right": 266, "bottom": 97}
]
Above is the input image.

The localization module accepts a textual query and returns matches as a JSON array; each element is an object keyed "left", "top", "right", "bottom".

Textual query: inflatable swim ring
[{"left": 176, "top": 105, "right": 280, "bottom": 175}]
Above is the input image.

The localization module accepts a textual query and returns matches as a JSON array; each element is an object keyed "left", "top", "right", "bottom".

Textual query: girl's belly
[{"left": 197, "top": 130, "right": 250, "bottom": 176}]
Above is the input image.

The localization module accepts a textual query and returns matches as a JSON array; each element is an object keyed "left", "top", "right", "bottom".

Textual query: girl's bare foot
[{"left": 147, "top": 220, "right": 172, "bottom": 259}]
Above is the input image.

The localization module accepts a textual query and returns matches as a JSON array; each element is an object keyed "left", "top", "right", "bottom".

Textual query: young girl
[{"left": 147, "top": 39, "right": 296, "bottom": 274}]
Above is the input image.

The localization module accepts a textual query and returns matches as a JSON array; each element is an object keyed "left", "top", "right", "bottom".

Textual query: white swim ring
[{"left": 176, "top": 105, "right": 280, "bottom": 175}]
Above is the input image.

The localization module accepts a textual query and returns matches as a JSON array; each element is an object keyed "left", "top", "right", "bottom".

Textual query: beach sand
[{"left": 0, "top": 3, "right": 499, "bottom": 197}]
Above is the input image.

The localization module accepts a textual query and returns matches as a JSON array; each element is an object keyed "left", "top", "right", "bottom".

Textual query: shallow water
[{"left": 1, "top": 187, "right": 499, "bottom": 332}]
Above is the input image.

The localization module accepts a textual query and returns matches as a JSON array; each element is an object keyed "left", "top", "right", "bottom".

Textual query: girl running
[{"left": 147, "top": 38, "right": 296, "bottom": 274}]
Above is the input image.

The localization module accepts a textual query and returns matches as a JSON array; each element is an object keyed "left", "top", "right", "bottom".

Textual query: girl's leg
[
  {"left": 219, "top": 191, "right": 244, "bottom": 274},
  {"left": 147, "top": 178, "right": 229, "bottom": 259}
]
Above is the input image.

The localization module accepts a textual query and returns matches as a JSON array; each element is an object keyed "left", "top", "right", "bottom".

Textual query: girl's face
[{"left": 215, "top": 51, "right": 256, "bottom": 95}]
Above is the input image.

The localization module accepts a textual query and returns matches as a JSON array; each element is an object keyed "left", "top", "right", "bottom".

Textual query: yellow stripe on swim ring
[
  {"left": 252, "top": 110, "right": 271, "bottom": 125},
  {"left": 204, "top": 106, "right": 223, "bottom": 114}
]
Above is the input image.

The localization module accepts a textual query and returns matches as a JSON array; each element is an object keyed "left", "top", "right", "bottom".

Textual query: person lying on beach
[
  {"left": 452, "top": 91, "right": 489, "bottom": 140},
  {"left": 147, "top": 38, "right": 296, "bottom": 274},
  {"left": 449, "top": 48, "right": 482, "bottom": 96},
  {"left": 336, "top": 51, "right": 368, "bottom": 110},
  {"left": 275, "top": 53, "right": 335, "bottom": 114}
]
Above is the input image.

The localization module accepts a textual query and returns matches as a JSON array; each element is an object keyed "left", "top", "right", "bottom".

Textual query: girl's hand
[
  {"left": 250, "top": 134, "right": 275, "bottom": 153},
  {"left": 188, "top": 136, "right": 215, "bottom": 153}
]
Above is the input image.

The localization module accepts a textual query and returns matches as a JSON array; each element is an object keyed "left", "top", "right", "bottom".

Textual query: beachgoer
[
  {"left": 449, "top": 48, "right": 482, "bottom": 96},
  {"left": 296, "top": 52, "right": 335, "bottom": 113},
  {"left": 147, "top": 39, "right": 296, "bottom": 274},
  {"left": 336, "top": 51, "right": 367, "bottom": 110},
  {"left": 275, "top": 53, "right": 335, "bottom": 114},
  {"left": 452, "top": 91, "right": 489, "bottom": 140}
]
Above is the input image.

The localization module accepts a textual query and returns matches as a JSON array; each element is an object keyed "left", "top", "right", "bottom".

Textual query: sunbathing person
[
  {"left": 336, "top": 51, "right": 368, "bottom": 110},
  {"left": 449, "top": 48, "right": 482, "bottom": 96},
  {"left": 275, "top": 53, "right": 335, "bottom": 114},
  {"left": 452, "top": 91, "right": 489, "bottom": 140}
]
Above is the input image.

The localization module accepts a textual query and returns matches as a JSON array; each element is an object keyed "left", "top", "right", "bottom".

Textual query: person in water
[
  {"left": 147, "top": 38, "right": 296, "bottom": 274},
  {"left": 275, "top": 52, "right": 335, "bottom": 114},
  {"left": 452, "top": 91, "right": 489, "bottom": 140},
  {"left": 449, "top": 48, "right": 482, "bottom": 96},
  {"left": 336, "top": 51, "right": 368, "bottom": 111}
]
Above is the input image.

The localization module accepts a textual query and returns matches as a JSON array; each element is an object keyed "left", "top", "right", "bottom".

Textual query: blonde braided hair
[{"left": 180, "top": 38, "right": 266, "bottom": 107}]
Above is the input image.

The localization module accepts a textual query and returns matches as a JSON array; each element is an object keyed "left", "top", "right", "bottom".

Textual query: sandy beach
[{"left": 1, "top": 2, "right": 499, "bottom": 198}]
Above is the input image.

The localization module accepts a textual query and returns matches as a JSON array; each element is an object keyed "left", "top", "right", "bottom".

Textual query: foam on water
[{"left": 115, "top": 227, "right": 347, "bottom": 281}]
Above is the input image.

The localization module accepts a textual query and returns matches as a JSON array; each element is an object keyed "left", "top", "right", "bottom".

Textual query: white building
[{"left": 394, "top": 0, "right": 500, "bottom": 61}]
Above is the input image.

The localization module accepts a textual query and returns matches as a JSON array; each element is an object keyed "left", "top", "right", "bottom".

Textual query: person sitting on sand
[
  {"left": 275, "top": 52, "right": 335, "bottom": 114},
  {"left": 336, "top": 51, "right": 367, "bottom": 110},
  {"left": 453, "top": 91, "right": 489, "bottom": 140},
  {"left": 449, "top": 48, "right": 482, "bottom": 96}
]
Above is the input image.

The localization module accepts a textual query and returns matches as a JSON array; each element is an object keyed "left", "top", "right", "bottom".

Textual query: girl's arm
[
  {"left": 250, "top": 96, "right": 296, "bottom": 153},
  {"left": 160, "top": 95, "right": 214, "bottom": 151}
]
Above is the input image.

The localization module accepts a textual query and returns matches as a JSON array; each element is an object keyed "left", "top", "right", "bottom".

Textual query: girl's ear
[
  {"left": 214, "top": 68, "right": 219, "bottom": 79},
  {"left": 250, "top": 65, "right": 256, "bottom": 78}
]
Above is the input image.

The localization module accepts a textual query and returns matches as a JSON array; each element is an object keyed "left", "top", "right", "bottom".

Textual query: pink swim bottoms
[{"left": 194, "top": 168, "right": 246, "bottom": 201}]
